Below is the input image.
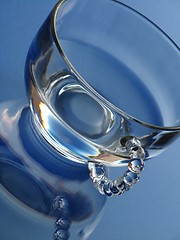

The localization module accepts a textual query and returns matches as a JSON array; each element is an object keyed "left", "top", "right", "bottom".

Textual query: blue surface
[{"left": 0, "top": 1, "right": 180, "bottom": 240}]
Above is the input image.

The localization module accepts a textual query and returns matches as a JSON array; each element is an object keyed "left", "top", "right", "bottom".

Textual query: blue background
[{"left": 0, "top": 1, "right": 180, "bottom": 239}]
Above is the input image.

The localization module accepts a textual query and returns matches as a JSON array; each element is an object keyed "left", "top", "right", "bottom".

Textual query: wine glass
[{"left": 25, "top": 0, "right": 180, "bottom": 197}]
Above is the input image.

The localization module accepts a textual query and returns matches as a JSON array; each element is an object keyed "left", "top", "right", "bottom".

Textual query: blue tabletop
[{"left": 0, "top": 1, "right": 180, "bottom": 240}]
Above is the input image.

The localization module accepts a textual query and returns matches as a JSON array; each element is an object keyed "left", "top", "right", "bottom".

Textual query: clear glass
[
  {"left": 26, "top": 0, "right": 180, "bottom": 167},
  {"left": 0, "top": 0, "right": 180, "bottom": 239},
  {"left": 0, "top": 101, "right": 106, "bottom": 240}
]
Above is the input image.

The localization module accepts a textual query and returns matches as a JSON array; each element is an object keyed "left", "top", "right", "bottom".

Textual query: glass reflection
[{"left": 0, "top": 101, "right": 106, "bottom": 240}]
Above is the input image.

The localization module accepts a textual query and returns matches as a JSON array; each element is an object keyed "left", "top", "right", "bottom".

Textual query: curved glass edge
[{"left": 51, "top": 0, "right": 180, "bottom": 132}]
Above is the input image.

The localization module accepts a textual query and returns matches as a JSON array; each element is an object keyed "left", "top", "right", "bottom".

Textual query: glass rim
[{"left": 51, "top": 0, "right": 180, "bottom": 131}]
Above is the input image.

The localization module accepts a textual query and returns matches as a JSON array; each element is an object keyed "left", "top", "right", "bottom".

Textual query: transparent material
[
  {"left": 26, "top": 0, "right": 180, "bottom": 167},
  {"left": 0, "top": 102, "right": 106, "bottom": 240},
  {"left": 0, "top": 0, "right": 180, "bottom": 238}
]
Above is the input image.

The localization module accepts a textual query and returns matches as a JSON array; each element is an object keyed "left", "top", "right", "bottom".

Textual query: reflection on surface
[{"left": 0, "top": 101, "right": 106, "bottom": 240}]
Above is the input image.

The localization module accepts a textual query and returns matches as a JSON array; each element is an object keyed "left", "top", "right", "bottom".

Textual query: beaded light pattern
[
  {"left": 88, "top": 137, "right": 145, "bottom": 197},
  {"left": 52, "top": 196, "right": 71, "bottom": 240}
]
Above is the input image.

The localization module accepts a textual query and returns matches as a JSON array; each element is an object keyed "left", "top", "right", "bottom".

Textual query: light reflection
[
  {"left": 0, "top": 103, "right": 23, "bottom": 138},
  {"left": 39, "top": 102, "right": 51, "bottom": 131}
]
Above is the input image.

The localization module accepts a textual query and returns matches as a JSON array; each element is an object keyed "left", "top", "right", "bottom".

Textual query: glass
[
  {"left": 0, "top": 103, "right": 106, "bottom": 240},
  {"left": 25, "top": 0, "right": 180, "bottom": 196},
  {"left": 0, "top": 0, "right": 179, "bottom": 239}
]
